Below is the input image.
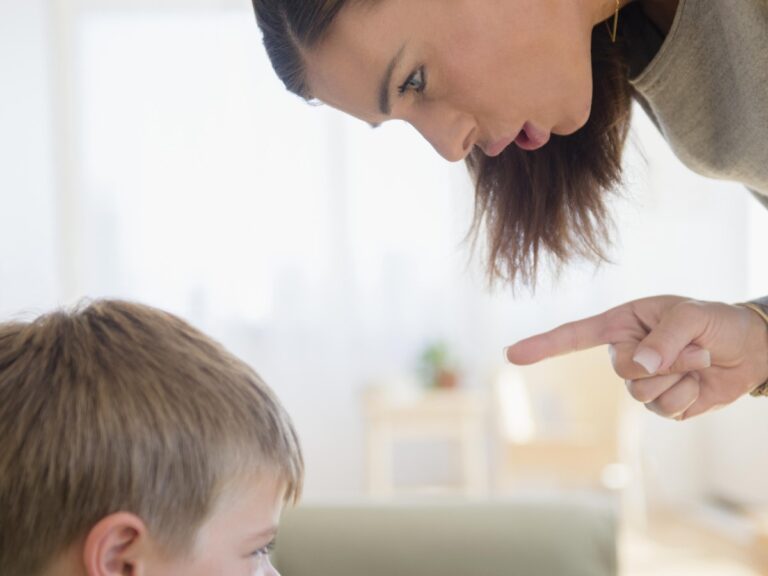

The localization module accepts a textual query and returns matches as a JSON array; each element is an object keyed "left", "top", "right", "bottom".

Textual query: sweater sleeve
[{"left": 747, "top": 191, "right": 768, "bottom": 314}]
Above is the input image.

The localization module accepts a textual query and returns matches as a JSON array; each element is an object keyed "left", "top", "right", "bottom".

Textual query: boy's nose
[
  {"left": 263, "top": 557, "right": 280, "bottom": 576},
  {"left": 252, "top": 553, "right": 281, "bottom": 576}
]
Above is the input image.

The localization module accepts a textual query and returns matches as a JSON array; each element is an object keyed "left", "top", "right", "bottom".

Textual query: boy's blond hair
[{"left": 0, "top": 300, "right": 303, "bottom": 575}]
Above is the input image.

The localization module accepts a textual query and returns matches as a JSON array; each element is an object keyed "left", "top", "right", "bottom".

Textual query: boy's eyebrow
[
  {"left": 378, "top": 44, "right": 406, "bottom": 116},
  {"left": 247, "top": 526, "right": 278, "bottom": 540}
]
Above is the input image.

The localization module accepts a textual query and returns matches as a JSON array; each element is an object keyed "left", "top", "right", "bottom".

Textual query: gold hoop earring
[{"left": 607, "top": 0, "right": 620, "bottom": 43}]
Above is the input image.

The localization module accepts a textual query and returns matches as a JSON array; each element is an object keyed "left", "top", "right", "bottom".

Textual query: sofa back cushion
[{"left": 273, "top": 497, "right": 616, "bottom": 576}]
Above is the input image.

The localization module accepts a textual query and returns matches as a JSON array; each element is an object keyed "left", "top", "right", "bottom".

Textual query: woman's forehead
[{"left": 304, "top": 3, "right": 406, "bottom": 122}]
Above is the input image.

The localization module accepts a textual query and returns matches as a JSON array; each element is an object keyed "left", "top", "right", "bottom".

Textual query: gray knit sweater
[
  {"left": 623, "top": 0, "right": 768, "bottom": 311},
  {"left": 625, "top": 0, "right": 767, "bottom": 195}
]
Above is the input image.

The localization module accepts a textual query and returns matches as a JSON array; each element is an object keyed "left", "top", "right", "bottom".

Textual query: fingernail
[
  {"left": 608, "top": 344, "right": 616, "bottom": 365},
  {"left": 502, "top": 346, "right": 511, "bottom": 363},
  {"left": 633, "top": 347, "right": 662, "bottom": 375}
]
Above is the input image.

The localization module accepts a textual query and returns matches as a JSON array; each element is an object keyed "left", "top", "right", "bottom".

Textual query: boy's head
[{"left": 0, "top": 300, "right": 303, "bottom": 575}]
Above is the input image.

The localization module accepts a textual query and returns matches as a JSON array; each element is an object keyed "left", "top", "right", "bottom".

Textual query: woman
[{"left": 251, "top": 0, "right": 768, "bottom": 420}]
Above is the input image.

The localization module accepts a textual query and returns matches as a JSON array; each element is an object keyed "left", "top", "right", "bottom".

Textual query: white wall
[{"left": 0, "top": 0, "right": 58, "bottom": 316}]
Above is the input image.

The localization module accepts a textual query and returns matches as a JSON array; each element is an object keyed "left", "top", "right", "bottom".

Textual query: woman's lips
[
  {"left": 514, "top": 122, "right": 550, "bottom": 151},
  {"left": 480, "top": 122, "right": 551, "bottom": 156}
]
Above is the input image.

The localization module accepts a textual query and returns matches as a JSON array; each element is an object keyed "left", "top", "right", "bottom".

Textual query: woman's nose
[{"left": 410, "top": 105, "right": 477, "bottom": 162}]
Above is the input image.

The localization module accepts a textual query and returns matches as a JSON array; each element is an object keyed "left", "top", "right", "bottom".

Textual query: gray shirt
[
  {"left": 622, "top": 0, "right": 768, "bottom": 311},
  {"left": 624, "top": 0, "right": 768, "bottom": 200}
]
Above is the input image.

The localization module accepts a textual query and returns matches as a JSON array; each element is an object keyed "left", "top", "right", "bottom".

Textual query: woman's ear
[{"left": 82, "top": 512, "right": 148, "bottom": 576}]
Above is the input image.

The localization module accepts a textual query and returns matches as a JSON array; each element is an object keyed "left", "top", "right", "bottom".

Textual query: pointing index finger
[{"left": 505, "top": 311, "right": 614, "bottom": 365}]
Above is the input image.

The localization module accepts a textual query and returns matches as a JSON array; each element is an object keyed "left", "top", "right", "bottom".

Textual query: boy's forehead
[
  {"left": 185, "top": 473, "right": 286, "bottom": 561},
  {"left": 208, "top": 473, "right": 287, "bottom": 528}
]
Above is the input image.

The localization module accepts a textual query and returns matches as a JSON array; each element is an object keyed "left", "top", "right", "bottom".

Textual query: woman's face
[{"left": 305, "top": 0, "right": 598, "bottom": 162}]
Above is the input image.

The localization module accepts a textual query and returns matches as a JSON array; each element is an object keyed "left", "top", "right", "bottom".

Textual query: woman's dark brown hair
[{"left": 252, "top": 0, "right": 637, "bottom": 287}]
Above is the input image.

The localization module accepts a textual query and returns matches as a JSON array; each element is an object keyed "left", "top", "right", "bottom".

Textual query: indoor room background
[{"left": 2, "top": 1, "right": 768, "bottom": 573}]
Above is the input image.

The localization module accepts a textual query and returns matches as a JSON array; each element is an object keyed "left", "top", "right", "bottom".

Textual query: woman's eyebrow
[{"left": 378, "top": 44, "right": 406, "bottom": 115}]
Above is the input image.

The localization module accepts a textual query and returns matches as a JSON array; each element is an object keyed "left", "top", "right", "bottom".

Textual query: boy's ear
[{"left": 83, "top": 512, "right": 148, "bottom": 576}]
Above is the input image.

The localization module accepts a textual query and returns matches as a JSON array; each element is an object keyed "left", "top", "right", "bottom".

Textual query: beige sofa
[{"left": 273, "top": 495, "right": 617, "bottom": 576}]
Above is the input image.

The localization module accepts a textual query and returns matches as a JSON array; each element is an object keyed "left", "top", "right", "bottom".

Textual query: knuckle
[
  {"left": 672, "top": 300, "right": 705, "bottom": 326},
  {"left": 627, "top": 380, "right": 656, "bottom": 403},
  {"left": 675, "top": 299, "right": 701, "bottom": 315},
  {"left": 611, "top": 345, "right": 638, "bottom": 379},
  {"left": 615, "top": 364, "right": 637, "bottom": 380},
  {"left": 644, "top": 402, "right": 668, "bottom": 418},
  {"left": 595, "top": 322, "right": 612, "bottom": 346},
  {"left": 649, "top": 325, "right": 679, "bottom": 347},
  {"left": 649, "top": 395, "right": 678, "bottom": 417},
  {"left": 562, "top": 321, "right": 585, "bottom": 353}
]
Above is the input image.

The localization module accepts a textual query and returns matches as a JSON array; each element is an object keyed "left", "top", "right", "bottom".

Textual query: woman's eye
[{"left": 398, "top": 67, "right": 427, "bottom": 95}]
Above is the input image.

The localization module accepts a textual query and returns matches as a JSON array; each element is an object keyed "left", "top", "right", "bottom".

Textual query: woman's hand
[{"left": 504, "top": 296, "right": 768, "bottom": 420}]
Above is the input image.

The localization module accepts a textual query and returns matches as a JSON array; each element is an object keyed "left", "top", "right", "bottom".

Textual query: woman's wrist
[{"left": 736, "top": 301, "right": 768, "bottom": 396}]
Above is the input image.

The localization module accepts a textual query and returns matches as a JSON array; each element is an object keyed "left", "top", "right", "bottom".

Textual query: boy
[{"left": 0, "top": 300, "right": 303, "bottom": 575}]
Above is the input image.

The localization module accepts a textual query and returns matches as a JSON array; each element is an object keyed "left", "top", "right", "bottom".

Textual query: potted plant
[{"left": 418, "top": 341, "right": 460, "bottom": 389}]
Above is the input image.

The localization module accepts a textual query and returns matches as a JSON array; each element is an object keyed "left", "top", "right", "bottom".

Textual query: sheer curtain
[{"left": 73, "top": 6, "right": 485, "bottom": 494}]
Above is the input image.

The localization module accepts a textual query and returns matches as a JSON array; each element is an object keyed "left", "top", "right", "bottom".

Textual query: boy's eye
[
  {"left": 398, "top": 66, "right": 427, "bottom": 95},
  {"left": 250, "top": 539, "right": 276, "bottom": 557}
]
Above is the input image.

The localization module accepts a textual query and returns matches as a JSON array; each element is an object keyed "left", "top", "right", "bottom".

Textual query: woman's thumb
[{"left": 633, "top": 304, "right": 711, "bottom": 375}]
